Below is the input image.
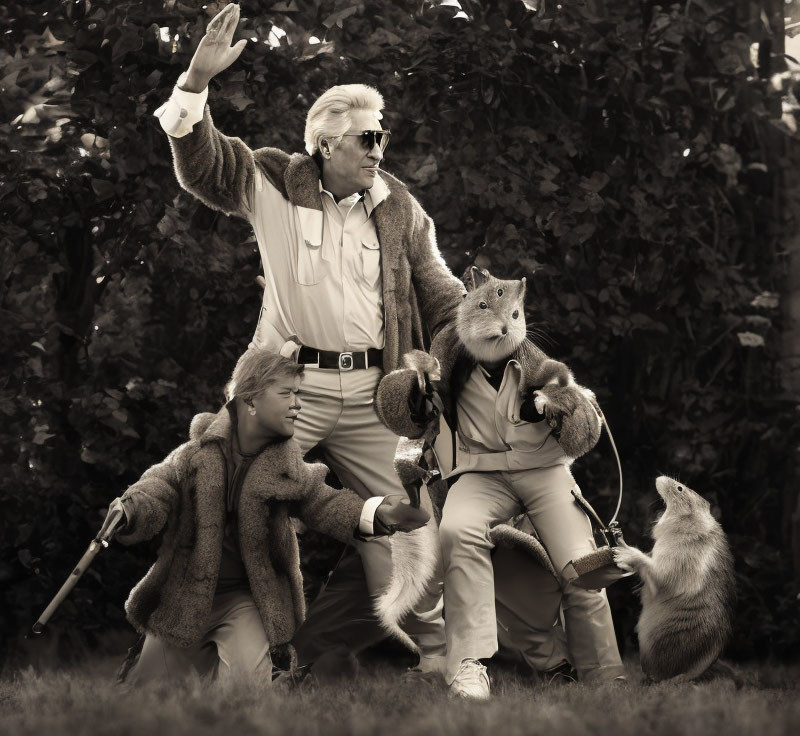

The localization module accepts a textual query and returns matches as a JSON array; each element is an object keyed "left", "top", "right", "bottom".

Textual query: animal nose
[{"left": 501, "top": 326, "right": 508, "bottom": 335}]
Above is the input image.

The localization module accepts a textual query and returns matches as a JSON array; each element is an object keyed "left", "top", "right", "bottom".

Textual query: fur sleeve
[
  {"left": 116, "top": 442, "right": 190, "bottom": 545},
  {"left": 406, "top": 200, "right": 464, "bottom": 339},
  {"left": 168, "top": 107, "right": 255, "bottom": 220},
  {"left": 293, "top": 459, "right": 365, "bottom": 543},
  {"left": 375, "top": 368, "right": 426, "bottom": 439},
  {"left": 376, "top": 326, "right": 463, "bottom": 438}
]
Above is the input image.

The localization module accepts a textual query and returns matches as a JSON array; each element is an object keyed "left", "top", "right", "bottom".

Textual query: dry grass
[{"left": 0, "top": 657, "right": 798, "bottom": 736}]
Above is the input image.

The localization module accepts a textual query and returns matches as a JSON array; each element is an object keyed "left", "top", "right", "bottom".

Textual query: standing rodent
[{"left": 614, "top": 476, "right": 736, "bottom": 682}]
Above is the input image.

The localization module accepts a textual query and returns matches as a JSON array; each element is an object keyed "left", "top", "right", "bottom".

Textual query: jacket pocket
[
  {"left": 360, "top": 238, "right": 381, "bottom": 288},
  {"left": 295, "top": 207, "right": 327, "bottom": 285}
]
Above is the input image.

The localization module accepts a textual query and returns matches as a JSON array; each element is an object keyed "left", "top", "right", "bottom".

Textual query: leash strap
[
  {"left": 576, "top": 402, "right": 625, "bottom": 545},
  {"left": 595, "top": 406, "right": 624, "bottom": 527}
]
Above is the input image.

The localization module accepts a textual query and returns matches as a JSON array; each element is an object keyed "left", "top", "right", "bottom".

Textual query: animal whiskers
[{"left": 525, "top": 325, "right": 555, "bottom": 350}]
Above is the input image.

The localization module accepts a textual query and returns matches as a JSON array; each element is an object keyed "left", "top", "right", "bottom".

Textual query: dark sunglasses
[{"left": 341, "top": 129, "right": 391, "bottom": 152}]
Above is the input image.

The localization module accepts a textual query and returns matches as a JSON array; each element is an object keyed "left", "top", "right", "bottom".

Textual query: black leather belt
[{"left": 297, "top": 345, "right": 383, "bottom": 371}]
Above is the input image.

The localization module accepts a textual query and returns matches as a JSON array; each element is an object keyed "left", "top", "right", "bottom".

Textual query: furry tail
[{"left": 373, "top": 519, "right": 441, "bottom": 652}]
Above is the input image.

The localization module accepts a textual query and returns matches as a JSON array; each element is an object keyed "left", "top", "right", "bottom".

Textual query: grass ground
[{"left": 0, "top": 656, "right": 798, "bottom": 736}]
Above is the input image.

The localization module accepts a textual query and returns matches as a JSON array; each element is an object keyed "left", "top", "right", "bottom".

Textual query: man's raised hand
[{"left": 183, "top": 3, "right": 247, "bottom": 93}]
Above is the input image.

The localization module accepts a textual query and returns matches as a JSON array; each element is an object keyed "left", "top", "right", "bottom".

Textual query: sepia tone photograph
[{"left": 1, "top": 1, "right": 798, "bottom": 734}]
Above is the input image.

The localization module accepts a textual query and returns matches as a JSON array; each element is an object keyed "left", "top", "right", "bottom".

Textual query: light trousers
[
  {"left": 125, "top": 591, "right": 272, "bottom": 684},
  {"left": 493, "top": 545, "right": 569, "bottom": 673},
  {"left": 439, "top": 465, "right": 624, "bottom": 683},
  {"left": 290, "top": 366, "right": 446, "bottom": 666}
]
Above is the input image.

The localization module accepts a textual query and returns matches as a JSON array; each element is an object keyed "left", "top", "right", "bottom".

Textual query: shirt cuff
[
  {"left": 153, "top": 72, "right": 208, "bottom": 138},
  {"left": 358, "top": 496, "right": 385, "bottom": 536}
]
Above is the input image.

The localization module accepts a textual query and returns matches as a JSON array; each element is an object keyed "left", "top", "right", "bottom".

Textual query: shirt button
[{"left": 179, "top": 108, "right": 188, "bottom": 119}]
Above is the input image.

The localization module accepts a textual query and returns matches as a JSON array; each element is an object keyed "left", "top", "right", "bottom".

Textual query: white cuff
[
  {"left": 153, "top": 72, "right": 208, "bottom": 138},
  {"left": 358, "top": 496, "right": 385, "bottom": 536}
]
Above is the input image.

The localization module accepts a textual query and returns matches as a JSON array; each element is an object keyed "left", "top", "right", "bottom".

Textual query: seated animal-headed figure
[
  {"left": 378, "top": 267, "right": 601, "bottom": 474},
  {"left": 376, "top": 266, "right": 625, "bottom": 699}
]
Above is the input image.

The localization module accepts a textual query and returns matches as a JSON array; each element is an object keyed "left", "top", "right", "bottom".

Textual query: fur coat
[
  {"left": 166, "top": 108, "right": 464, "bottom": 372},
  {"left": 117, "top": 407, "right": 365, "bottom": 650},
  {"left": 375, "top": 323, "right": 602, "bottom": 469}
]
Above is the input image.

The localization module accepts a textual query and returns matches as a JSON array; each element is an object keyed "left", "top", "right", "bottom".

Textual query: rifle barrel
[{"left": 31, "top": 540, "right": 104, "bottom": 634}]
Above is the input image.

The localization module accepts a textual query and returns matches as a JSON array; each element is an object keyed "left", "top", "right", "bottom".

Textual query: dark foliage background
[{"left": 2, "top": 0, "right": 799, "bottom": 663}]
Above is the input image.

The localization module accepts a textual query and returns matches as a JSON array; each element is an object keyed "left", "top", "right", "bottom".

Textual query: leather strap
[{"left": 297, "top": 345, "right": 383, "bottom": 371}]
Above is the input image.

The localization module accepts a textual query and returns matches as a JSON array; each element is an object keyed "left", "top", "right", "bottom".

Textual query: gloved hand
[
  {"left": 373, "top": 493, "right": 430, "bottom": 535},
  {"left": 98, "top": 497, "right": 127, "bottom": 541}
]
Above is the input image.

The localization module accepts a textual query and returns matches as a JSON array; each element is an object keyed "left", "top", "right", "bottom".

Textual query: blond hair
[
  {"left": 225, "top": 347, "right": 304, "bottom": 403},
  {"left": 304, "top": 84, "right": 384, "bottom": 155}
]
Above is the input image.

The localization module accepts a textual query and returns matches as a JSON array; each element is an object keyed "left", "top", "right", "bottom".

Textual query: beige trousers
[
  {"left": 125, "top": 592, "right": 272, "bottom": 684},
  {"left": 439, "top": 465, "right": 624, "bottom": 683},
  {"left": 493, "top": 545, "right": 569, "bottom": 673},
  {"left": 291, "top": 366, "right": 446, "bottom": 664}
]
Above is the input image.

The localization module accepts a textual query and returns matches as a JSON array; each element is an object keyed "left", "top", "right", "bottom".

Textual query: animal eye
[
  {"left": 512, "top": 310, "right": 519, "bottom": 319},
  {"left": 479, "top": 302, "right": 488, "bottom": 309},
  {"left": 497, "top": 288, "right": 503, "bottom": 297},
  {"left": 676, "top": 486, "right": 683, "bottom": 493}
]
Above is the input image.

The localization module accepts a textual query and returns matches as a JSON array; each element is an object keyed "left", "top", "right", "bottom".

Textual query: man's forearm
[
  {"left": 178, "top": 69, "right": 211, "bottom": 95},
  {"left": 154, "top": 75, "right": 255, "bottom": 219}
]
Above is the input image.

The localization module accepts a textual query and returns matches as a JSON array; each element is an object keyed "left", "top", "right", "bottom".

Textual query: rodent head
[
  {"left": 653, "top": 475, "right": 714, "bottom": 535},
  {"left": 455, "top": 266, "right": 527, "bottom": 365}
]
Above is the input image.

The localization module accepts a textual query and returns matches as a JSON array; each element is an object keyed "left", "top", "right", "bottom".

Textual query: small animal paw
[
  {"left": 613, "top": 544, "right": 641, "bottom": 572},
  {"left": 533, "top": 390, "right": 550, "bottom": 414},
  {"left": 402, "top": 350, "right": 441, "bottom": 393}
]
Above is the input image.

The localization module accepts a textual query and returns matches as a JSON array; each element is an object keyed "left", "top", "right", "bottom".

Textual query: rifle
[{"left": 31, "top": 498, "right": 126, "bottom": 634}]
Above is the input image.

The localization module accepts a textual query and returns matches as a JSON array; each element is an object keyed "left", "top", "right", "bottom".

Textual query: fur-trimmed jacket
[
  {"left": 165, "top": 108, "right": 464, "bottom": 371},
  {"left": 116, "top": 407, "right": 365, "bottom": 650},
  {"left": 375, "top": 324, "right": 602, "bottom": 480}
]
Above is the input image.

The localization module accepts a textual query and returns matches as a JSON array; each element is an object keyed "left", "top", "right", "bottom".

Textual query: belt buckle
[{"left": 338, "top": 352, "right": 354, "bottom": 371}]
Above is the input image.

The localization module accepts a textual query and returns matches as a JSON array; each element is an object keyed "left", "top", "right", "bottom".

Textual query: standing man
[{"left": 153, "top": 3, "right": 463, "bottom": 673}]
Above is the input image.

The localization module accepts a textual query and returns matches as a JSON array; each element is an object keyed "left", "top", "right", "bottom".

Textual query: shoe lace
[{"left": 455, "top": 658, "right": 488, "bottom": 686}]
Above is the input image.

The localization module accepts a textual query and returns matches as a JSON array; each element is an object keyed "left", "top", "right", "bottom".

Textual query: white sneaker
[{"left": 450, "top": 658, "right": 490, "bottom": 700}]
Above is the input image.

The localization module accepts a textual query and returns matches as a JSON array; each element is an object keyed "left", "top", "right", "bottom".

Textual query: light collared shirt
[
  {"left": 155, "top": 78, "right": 388, "bottom": 353},
  {"left": 435, "top": 360, "right": 568, "bottom": 478}
]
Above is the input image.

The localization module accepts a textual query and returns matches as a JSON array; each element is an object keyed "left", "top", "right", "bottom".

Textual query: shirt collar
[
  {"left": 364, "top": 175, "right": 390, "bottom": 216},
  {"left": 476, "top": 359, "right": 520, "bottom": 379},
  {"left": 317, "top": 174, "right": 390, "bottom": 218}
]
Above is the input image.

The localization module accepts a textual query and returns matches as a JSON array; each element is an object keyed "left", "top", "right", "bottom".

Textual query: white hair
[{"left": 304, "top": 84, "right": 384, "bottom": 155}]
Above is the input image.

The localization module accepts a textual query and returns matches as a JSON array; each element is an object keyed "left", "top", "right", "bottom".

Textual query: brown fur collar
[
  {"left": 252, "top": 147, "right": 413, "bottom": 214},
  {"left": 250, "top": 147, "right": 434, "bottom": 370},
  {"left": 170, "top": 112, "right": 463, "bottom": 372},
  {"left": 190, "top": 408, "right": 323, "bottom": 502}
]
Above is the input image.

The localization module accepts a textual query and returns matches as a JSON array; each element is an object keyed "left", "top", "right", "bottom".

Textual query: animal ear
[
  {"left": 464, "top": 265, "right": 491, "bottom": 292},
  {"left": 517, "top": 277, "right": 527, "bottom": 299}
]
